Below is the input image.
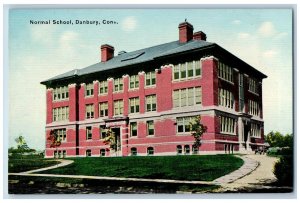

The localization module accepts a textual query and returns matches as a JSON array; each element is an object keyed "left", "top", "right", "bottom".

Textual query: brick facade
[{"left": 41, "top": 21, "right": 267, "bottom": 158}]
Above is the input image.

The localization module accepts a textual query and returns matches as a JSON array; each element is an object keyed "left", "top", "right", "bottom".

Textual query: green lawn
[
  {"left": 39, "top": 155, "right": 243, "bottom": 181},
  {"left": 8, "top": 155, "right": 60, "bottom": 173}
]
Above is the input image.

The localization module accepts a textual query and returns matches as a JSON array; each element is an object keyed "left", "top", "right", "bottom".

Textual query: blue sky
[{"left": 8, "top": 9, "right": 293, "bottom": 150}]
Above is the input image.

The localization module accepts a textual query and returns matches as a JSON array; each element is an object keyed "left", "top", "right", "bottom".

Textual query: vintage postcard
[{"left": 5, "top": 6, "right": 294, "bottom": 196}]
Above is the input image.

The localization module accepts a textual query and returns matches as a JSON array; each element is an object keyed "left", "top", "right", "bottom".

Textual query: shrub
[{"left": 273, "top": 155, "right": 293, "bottom": 186}]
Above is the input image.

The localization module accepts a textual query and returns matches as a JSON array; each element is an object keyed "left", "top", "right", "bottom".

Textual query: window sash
[
  {"left": 147, "top": 121, "right": 154, "bottom": 136},
  {"left": 85, "top": 83, "right": 94, "bottom": 96},
  {"left": 145, "top": 72, "right": 156, "bottom": 86},
  {"left": 99, "top": 102, "right": 108, "bottom": 117},
  {"left": 130, "top": 122, "right": 137, "bottom": 136},
  {"left": 86, "top": 127, "right": 92, "bottom": 140},
  {"left": 146, "top": 95, "right": 156, "bottom": 112},
  {"left": 173, "top": 87, "right": 202, "bottom": 108},
  {"left": 99, "top": 81, "right": 108, "bottom": 94},
  {"left": 114, "top": 100, "right": 123, "bottom": 115},
  {"left": 130, "top": 75, "right": 139, "bottom": 89},
  {"left": 129, "top": 97, "right": 139, "bottom": 113}
]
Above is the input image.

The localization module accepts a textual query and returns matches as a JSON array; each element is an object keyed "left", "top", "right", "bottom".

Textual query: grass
[
  {"left": 38, "top": 155, "right": 243, "bottom": 181},
  {"left": 8, "top": 154, "right": 60, "bottom": 173}
]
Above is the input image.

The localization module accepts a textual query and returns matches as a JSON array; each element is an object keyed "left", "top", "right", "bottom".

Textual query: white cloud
[
  {"left": 30, "top": 24, "right": 56, "bottom": 45},
  {"left": 232, "top": 20, "right": 241, "bottom": 25},
  {"left": 262, "top": 50, "right": 278, "bottom": 58},
  {"left": 258, "top": 21, "right": 276, "bottom": 37},
  {"left": 58, "top": 31, "right": 80, "bottom": 55},
  {"left": 237, "top": 32, "right": 250, "bottom": 39},
  {"left": 121, "top": 16, "right": 137, "bottom": 32}
]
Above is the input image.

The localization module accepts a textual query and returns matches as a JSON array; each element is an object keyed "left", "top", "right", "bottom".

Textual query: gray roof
[
  {"left": 41, "top": 39, "right": 214, "bottom": 84},
  {"left": 41, "top": 38, "right": 267, "bottom": 84}
]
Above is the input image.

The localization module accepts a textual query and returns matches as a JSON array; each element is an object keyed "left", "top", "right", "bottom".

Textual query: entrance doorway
[
  {"left": 111, "top": 127, "right": 121, "bottom": 155},
  {"left": 244, "top": 124, "right": 249, "bottom": 150}
]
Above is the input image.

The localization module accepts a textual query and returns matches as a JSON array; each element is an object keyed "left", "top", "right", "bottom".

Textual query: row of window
[
  {"left": 220, "top": 116, "right": 235, "bottom": 134},
  {"left": 53, "top": 129, "right": 67, "bottom": 141},
  {"left": 249, "top": 100, "right": 260, "bottom": 116},
  {"left": 249, "top": 78, "right": 258, "bottom": 94},
  {"left": 85, "top": 146, "right": 198, "bottom": 157},
  {"left": 54, "top": 150, "right": 66, "bottom": 158},
  {"left": 251, "top": 123, "right": 261, "bottom": 138},
  {"left": 54, "top": 117, "right": 260, "bottom": 143},
  {"left": 53, "top": 106, "right": 69, "bottom": 122},
  {"left": 85, "top": 95, "right": 157, "bottom": 119},
  {"left": 53, "top": 86, "right": 69, "bottom": 101},
  {"left": 129, "top": 120, "right": 154, "bottom": 137},
  {"left": 218, "top": 88, "right": 234, "bottom": 109},
  {"left": 173, "top": 87, "right": 202, "bottom": 108},
  {"left": 84, "top": 71, "right": 156, "bottom": 97},
  {"left": 218, "top": 62, "right": 234, "bottom": 83},
  {"left": 173, "top": 60, "right": 201, "bottom": 80}
]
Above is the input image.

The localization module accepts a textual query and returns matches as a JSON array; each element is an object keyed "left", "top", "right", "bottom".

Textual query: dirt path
[{"left": 215, "top": 154, "right": 279, "bottom": 192}]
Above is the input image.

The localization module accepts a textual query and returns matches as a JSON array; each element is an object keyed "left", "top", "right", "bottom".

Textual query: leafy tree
[
  {"left": 265, "top": 131, "right": 293, "bottom": 148},
  {"left": 103, "top": 128, "right": 117, "bottom": 151},
  {"left": 190, "top": 116, "right": 207, "bottom": 151},
  {"left": 47, "top": 130, "right": 61, "bottom": 158},
  {"left": 15, "top": 135, "right": 29, "bottom": 150}
]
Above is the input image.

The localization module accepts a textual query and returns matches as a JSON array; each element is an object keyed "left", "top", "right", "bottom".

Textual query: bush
[{"left": 273, "top": 155, "right": 293, "bottom": 186}]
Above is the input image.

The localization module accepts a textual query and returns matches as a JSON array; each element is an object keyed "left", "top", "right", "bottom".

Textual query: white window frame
[
  {"left": 130, "top": 122, "right": 137, "bottom": 137},
  {"left": 99, "top": 80, "right": 108, "bottom": 95},
  {"left": 86, "top": 126, "right": 92, "bottom": 140},
  {"left": 85, "top": 83, "right": 94, "bottom": 97},
  {"left": 147, "top": 120, "right": 154, "bottom": 136},
  {"left": 145, "top": 71, "right": 156, "bottom": 87},
  {"left": 85, "top": 104, "right": 94, "bottom": 119},
  {"left": 176, "top": 116, "right": 196, "bottom": 134},
  {"left": 114, "top": 78, "right": 124, "bottom": 92},
  {"left": 173, "top": 60, "right": 201, "bottom": 81},
  {"left": 53, "top": 106, "right": 69, "bottom": 122},
  {"left": 99, "top": 102, "right": 108, "bottom": 117},
  {"left": 218, "top": 62, "right": 234, "bottom": 83},
  {"left": 220, "top": 116, "right": 236, "bottom": 135},
  {"left": 53, "top": 86, "right": 69, "bottom": 101},
  {"left": 129, "top": 97, "right": 140, "bottom": 114},
  {"left": 129, "top": 75, "right": 139, "bottom": 89},
  {"left": 114, "top": 100, "right": 124, "bottom": 116},
  {"left": 173, "top": 87, "right": 202, "bottom": 108},
  {"left": 146, "top": 95, "right": 156, "bottom": 112}
]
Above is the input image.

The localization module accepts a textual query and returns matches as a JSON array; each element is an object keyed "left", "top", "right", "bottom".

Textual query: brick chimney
[
  {"left": 178, "top": 21, "right": 194, "bottom": 43},
  {"left": 101, "top": 44, "right": 114, "bottom": 62},
  {"left": 193, "top": 31, "right": 207, "bottom": 41}
]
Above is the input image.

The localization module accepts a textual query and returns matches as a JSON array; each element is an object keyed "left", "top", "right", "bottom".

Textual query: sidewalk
[
  {"left": 9, "top": 155, "right": 260, "bottom": 186},
  {"left": 20, "top": 159, "right": 74, "bottom": 174}
]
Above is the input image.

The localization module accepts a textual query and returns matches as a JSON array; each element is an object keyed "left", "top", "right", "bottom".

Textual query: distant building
[{"left": 41, "top": 21, "right": 267, "bottom": 158}]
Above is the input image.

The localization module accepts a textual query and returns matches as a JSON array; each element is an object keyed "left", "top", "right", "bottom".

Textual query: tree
[
  {"left": 190, "top": 116, "right": 207, "bottom": 151},
  {"left": 15, "top": 135, "right": 29, "bottom": 150},
  {"left": 265, "top": 131, "right": 293, "bottom": 148},
  {"left": 47, "top": 130, "right": 61, "bottom": 158}
]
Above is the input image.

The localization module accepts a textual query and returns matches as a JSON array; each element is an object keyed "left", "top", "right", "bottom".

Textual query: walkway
[
  {"left": 213, "top": 155, "right": 259, "bottom": 184},
  {"left": 215, "top": 154, "right": 279, "bottom": 192},
  {"left": 20, "top": 159, "right": 74, "bottom": 174},
  {"left": 9, "top": 155, "right": 262, "bottom": 187}
]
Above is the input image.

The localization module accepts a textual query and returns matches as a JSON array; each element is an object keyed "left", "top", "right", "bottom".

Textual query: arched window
[
  {"left": 86, "top": 149, "right": 91, "bottom": 157},
  {"left": 184, "top": 145, "right": 190, "bottom": 155},
  {"left": 100, "top": 149, "right": 106, "bottom": 157},
  {"left": 147, "top": 147, "right": 154, "bottom": 155},
  {"left": 131, "top": 147, "right": 137, "bottom": 156},
  {"left": 177, "top": 145, "right": 182, "bottom": 155}
]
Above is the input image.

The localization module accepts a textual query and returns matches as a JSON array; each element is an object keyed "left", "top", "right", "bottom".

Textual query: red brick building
[{"left": 41, "top": 21, "right": 267, "bottom": 158}]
